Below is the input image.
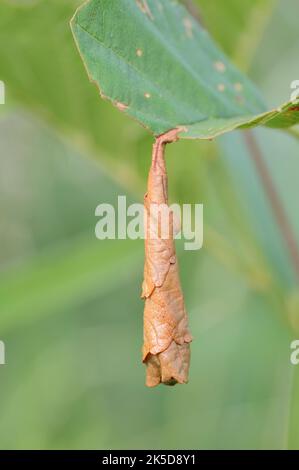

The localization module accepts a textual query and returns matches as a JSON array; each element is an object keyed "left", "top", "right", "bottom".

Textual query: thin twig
[{"left": 244, "top": 130, "right": 299, "bottom": 280}]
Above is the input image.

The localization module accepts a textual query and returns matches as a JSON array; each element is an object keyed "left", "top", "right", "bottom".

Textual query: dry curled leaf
[{"left": 142, "top": 129, "right": 192, "bottom": 387}]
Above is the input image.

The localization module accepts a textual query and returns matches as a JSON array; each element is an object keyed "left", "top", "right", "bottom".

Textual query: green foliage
[
  {"left": 71, "top": 0, "right": 299, "bottom": 138},
  {"left": 0, "top": 0, "right": 142, "bottom": 168},
  {"left": 0, "top": 0, "right": 298, "bottom": 451},
  {"left": 197, "top": 0, "right": 276, "bottom": 66}
]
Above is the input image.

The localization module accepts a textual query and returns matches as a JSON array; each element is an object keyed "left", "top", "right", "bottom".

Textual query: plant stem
[{"left": 244, "top": 130, "right": 299, "bottom": 280}]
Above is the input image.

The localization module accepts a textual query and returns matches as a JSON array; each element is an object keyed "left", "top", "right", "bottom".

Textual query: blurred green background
[{"left": 0, "top": 0, "right": 299, "bottom": 450}]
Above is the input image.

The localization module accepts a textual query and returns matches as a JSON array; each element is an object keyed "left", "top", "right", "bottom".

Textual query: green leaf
[{"left": 71, "top": 0, "right": 299, "bottom": 139}]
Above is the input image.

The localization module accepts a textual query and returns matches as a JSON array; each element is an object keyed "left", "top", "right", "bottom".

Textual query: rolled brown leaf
[{"left": 141, "top": 129, "right": 192, "bottom": 387}]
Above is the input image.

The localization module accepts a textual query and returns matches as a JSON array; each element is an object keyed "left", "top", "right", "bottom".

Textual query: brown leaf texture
[{"left": 142, "top": 129, "right": 192, "bottom": 387}]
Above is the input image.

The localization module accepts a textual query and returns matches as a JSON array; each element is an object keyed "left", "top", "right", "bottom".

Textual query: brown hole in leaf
[
  {"left": 217, "top": 83, "right": 226, "bottom": 92},
  {"left": 115, "top": 101, "right": 128, "bottom": 112},
  {"left": 214, "top": 61, "right": 226, "bottom": 73},
  {"left": 183, "top": 17, "right": 193, "bottom": 38}
]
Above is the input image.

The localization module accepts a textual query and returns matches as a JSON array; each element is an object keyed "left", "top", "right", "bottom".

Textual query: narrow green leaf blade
[{"left": 71, "top": 0, "right": 299, "bottom": 139}]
